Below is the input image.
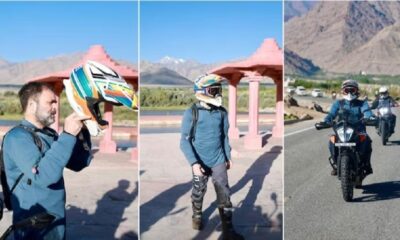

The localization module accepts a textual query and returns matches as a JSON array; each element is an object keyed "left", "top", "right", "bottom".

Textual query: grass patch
[{"left": 140, "top": 85, "right": 276, "bottom": 112}]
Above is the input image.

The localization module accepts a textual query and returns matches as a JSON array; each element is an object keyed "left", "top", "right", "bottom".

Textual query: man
[
  {"left": 180, "top": 74, "right": 244, "bottom": 240},
  {"left": 3, "top": 82, "right": 92, "bottom": 239},
  {"left": 323, "top": 79, "right": 374, "bottom": 176},
  {"left": 371, "top": 86, "right": 398, "bottom": 134}
]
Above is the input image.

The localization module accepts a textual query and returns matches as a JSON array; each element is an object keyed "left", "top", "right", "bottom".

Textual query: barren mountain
[
  {"left": 0, "top": 54, "right": 139, "bottom": 85},
  {"left": 141, "top": 57, "right": 219, "bottom": 82},
  {"left": 0, "top": 58, "right": 9, "bottom": 67},
  {"left": 284, "top": 49, "right": 320, "bottom": 76},
  {"left": 284, "top": 1, "right": 317, "bottom": 22},
  {"left": 285, "top": 1, "right": 400, "bottom": 75},
  {"left": 0, "top": 53, "right": 84, "bottom": 85}
]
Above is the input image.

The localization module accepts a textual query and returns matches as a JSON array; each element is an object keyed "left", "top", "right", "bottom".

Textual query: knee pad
[
  {"left": 213, "top": 180, "right": 232, "bottom": 208},
  {"left": 191, "top": 175, "right": 208, "bottom": 203}
]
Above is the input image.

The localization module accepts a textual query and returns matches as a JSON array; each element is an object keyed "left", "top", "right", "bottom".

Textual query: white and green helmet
[{"left": 63, "top": 60, "right": 138, "bottom": 136}]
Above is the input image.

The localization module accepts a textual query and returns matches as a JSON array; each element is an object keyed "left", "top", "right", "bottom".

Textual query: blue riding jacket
[
  {"left": 324, "top": 99, "right": 373, "bottom": 133},
  {"left": 180, "top": 104, "right": 231, "bottom": 168},
  {"left": 3, "top": 119, "right": 92, "bottom": 240}
]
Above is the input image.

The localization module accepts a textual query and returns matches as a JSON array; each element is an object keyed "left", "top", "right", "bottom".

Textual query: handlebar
[
  {"left": 315, "top": 117, "right": 377, "bottom": 130},
  {"left": 315, "top": 122, "right": 331, "bottom": 130},
  {"left": 363, "top": 118, "right": 378, "bottom": 126}
]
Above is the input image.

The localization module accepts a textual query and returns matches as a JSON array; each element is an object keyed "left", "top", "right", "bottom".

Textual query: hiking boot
[
  {"left": 331, "top": 169, "right": 337, "bottom": 176},
  {"left": 192, "top": 214, "right": 202, "bottom": 230},
  {"left": 365, "top": 167, "right": 373, "bottom": 175},
  {"left": 218, "top": 208, "right": 244, "bottom": 240}
]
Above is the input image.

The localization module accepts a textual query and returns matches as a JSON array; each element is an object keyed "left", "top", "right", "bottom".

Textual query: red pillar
[
  {"left": 228, "top": 81, "right": 240, "bottom": 139},
  {"left": 244, "top": 78, "right": 262, "bottom": 149},
  {"left": 99, "top": 103, "right": 117, "bottom": 153},
  {"left": 272, "top": 78, "right": 283, "bottom": 138}
]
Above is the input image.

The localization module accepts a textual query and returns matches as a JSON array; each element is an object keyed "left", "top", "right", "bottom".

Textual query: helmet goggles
[
  {"left": 342, "top": 87, "right": 357, "bottom": 95},
  {"left": 204, "top": 84, "right": 222, "bottom": 97}
]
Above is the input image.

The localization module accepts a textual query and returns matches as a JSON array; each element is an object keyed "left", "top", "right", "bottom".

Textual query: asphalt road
[{"left": 285, "top": 109, "right": 400, "bottom": 240}]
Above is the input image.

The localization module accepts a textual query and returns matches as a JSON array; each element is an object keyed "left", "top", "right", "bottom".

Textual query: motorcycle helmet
[
  {"left": 341, "top": 79, "right": 359, "bottom": 101},
  {"left": 63, "top": 60, "right": 138, "bottom": 136},
  {"left": 194, "top": 74, "right": 226, "bottom": 107},
  {"left": 379, "top": 86, "right": 389, "bottom": 99}
]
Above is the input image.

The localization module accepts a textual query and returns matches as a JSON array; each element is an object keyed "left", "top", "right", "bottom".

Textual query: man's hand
[
  {"left": 226, "top": 160, "right": 233, "bottom": 170},
  {"left": 64, "top": 113, "right": 91, "bottom": 136},
  {"left": 192, "top": 163, "right": 205, "bottom": 176}
]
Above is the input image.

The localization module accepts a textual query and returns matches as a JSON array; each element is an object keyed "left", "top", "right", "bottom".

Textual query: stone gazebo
[
  {"left": 30, "top": 45, "right": 138, "bottom": 160},
  {"left": 210, "top": 38, "right": 283, "bottom": 149}
]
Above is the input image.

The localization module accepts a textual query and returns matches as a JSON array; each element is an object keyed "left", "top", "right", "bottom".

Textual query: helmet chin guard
[
  {"left": 64, "top": 60, "right": 138, "bottom": 137},
  {"left": 195, "top": 93, "right": 223, "bottom": 107}
]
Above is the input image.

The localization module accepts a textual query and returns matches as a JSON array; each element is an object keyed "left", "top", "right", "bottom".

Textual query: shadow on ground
[
  {"left": 140, "top": 182, "right": 192, "bottom": 234},
  {"left": 262, "top": 133, "right": 272, "bottom": 147},
  {"left": 353, "top": 181, "right": 400, "bottom": 202},
  {"left": 66, "top": 179, "right": 138, "bottom": 239},
  {"left": 140, "top": 145, "right": 282, "bottom": 239},
  {"left": 193, "top": 145, "right": 283, "bottom": 240},
  {"left": 387, "top": 140, "right": 400, "bottom": 146}
]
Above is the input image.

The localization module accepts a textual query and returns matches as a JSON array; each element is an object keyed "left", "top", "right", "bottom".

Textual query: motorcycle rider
[
  {"left": 371, "top": 86, "right": 398, "bottom": 134},
  {"left": 322, "top": 79, "right": 374, "bottom": 176}
]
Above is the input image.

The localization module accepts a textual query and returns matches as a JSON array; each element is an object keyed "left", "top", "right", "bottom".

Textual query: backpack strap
[
  {"left": 188, "top": 104, "right": 226, "bottom": 142},
  {"left": 1, "top": 124, "right": 44, "bottom": 209},
  {"left": 189, "top": 103, "right": 199, "bottom": 142}
]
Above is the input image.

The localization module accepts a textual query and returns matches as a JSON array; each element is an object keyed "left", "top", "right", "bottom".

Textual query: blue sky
[
  {"left": 0, "top": 2, "right": 138, "bottom": 63},
  {"left": 141, "top": 1, "right": 282, "bottom": 63}
]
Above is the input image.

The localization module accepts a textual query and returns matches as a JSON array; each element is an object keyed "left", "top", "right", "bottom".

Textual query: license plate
[{"left": 335, "top": 143, "right": 356, "bottom": 147}]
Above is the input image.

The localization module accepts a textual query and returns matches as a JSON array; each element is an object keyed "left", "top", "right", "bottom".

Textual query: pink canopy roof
[
  {"left": 210, "top": 38, "right": 282, "bottom": 81},
  {"left": 30, "top": 45, "right": 138, "bottom": 90}
]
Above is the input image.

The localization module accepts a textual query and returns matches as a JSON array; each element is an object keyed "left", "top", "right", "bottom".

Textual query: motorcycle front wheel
[
  {"left": 381, "top": 121, "right": 387, "bottom": 145},
  {"left": 340, "top": 155, "right": 353, "bottom": 202}
]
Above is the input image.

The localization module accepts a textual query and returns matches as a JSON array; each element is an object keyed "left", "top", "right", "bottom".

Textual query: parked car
[
  {"left": 311, "top": 89, "right": 323, "bottom": 97},
  {"left": 286, "top": 86, "right": 295, "bottom": 95},
  {"left": 295, "top": 86, "right": 307, "bottom": 96}
]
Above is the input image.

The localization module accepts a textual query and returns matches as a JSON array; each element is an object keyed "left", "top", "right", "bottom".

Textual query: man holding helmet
[
  {"left": 2, "top": 82, "right": 92, "bottom": 239},
  {"left": 320, "top": 79, "right": 374, "bottom": 176},
  {"left": 180, "top": 74, "right": 244, "bottom": 240},
  {"left": 2, "top": 60, "right": 137, "bottom": 240}
]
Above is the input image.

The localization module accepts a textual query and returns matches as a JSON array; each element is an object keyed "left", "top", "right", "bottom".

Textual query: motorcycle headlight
[
  {"left": 379, "top": 107, "right": 389, "bottom": 115},
  {"left": 337, "top": 127, "right": 354, "bottom": 142}
]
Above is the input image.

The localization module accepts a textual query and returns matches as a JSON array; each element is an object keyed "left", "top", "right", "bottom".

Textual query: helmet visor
[
  {"left": 205, "top": 85, "right": 222, "bottom": 97},
  {"left": 342, "top": 87, "right": 357, "bottom": 95}
]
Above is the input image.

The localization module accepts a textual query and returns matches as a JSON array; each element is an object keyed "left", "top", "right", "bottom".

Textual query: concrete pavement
[{"left": 140, "top": 132, "right": 282, "bottom": 240}]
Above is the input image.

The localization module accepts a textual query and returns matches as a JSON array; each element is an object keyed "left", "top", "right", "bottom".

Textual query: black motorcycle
[
  {"left": 316, "top": 115, "right": 376, "bottom": 202},
  {"left": 0, "top": 212, "right": 55, "bottom": 240},
  {"left": 376, "top": 106, "right": 394, "bottom": 145}
]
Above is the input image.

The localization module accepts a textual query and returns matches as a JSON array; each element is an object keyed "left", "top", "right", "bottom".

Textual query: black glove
[{"left": 315, "top": 122, "right": 331, "bottom": 130}]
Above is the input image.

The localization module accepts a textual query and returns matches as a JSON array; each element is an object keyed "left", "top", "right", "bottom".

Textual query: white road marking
[{"left": 285, "top": 126, "right": 316, "bottom": 137}]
